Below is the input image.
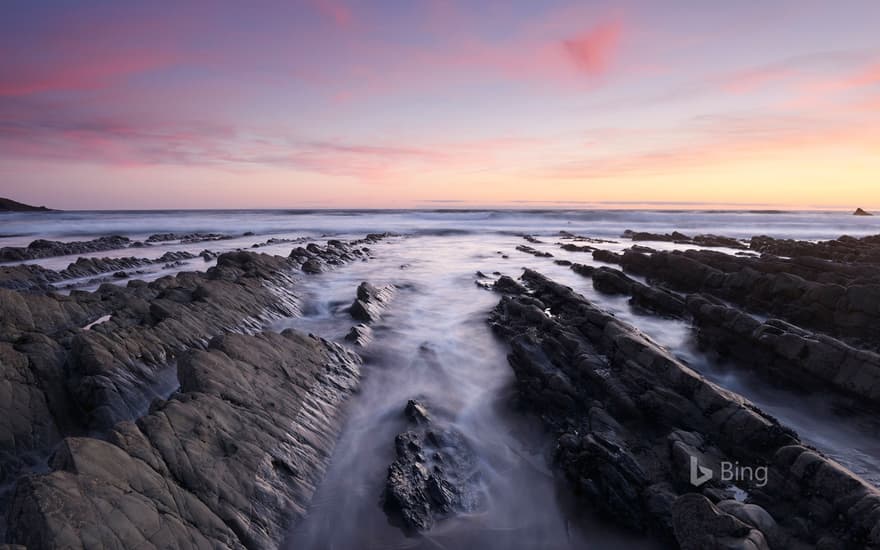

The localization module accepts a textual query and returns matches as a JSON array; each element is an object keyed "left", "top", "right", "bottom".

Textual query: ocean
[{"left": 2, "top": 209, "right": 879, "bottom": 549}]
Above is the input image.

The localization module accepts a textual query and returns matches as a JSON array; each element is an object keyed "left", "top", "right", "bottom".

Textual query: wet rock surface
[
  {"left": 349, "top": 281, "right": 395, "bottom": 323},
  {"left": 6, "top": 330, "right": 362, "bottom": 550},
  {"left": 0, "top": 235, "right": 388, "bottom": 541},
  {"left": 488, "top": 268, "right": 880, "bottom": 548},
  {"left": 383, "top": 400, "right": 483, "bottom": 533},
  {"left": 146, "top": 232, "right": 232, "bottom": 244},
  {"left": 592, "top": 266, "right": 687, "bottom": 318},
  {"left": 619, "top": 246, "right": 880, "bottom": 347},
  {"left": 687, "top": 294, "right": 880, "bottom": 405},
  {"left": 516, "top": 244, "right": 553, "bottom": 257},
  {"left": 621, "top": 230, "right": 748, "bottom": 250},
  {"left": 750, "top": 233, "right": 880, "bottom": 263},
  {"left": 0, "top": 236, "right": 133, "bottom": 262},
  {"left": 0, "top": 251, "right": 199, "bottom": 292}
]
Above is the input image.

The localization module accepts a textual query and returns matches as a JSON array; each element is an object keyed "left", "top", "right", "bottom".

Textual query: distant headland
[{"left": 0, "top": 198, "right": 55, "bottom": 212}]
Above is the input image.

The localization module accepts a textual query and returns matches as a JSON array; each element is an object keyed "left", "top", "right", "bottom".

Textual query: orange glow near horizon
[{"left": 1, "top": 2, "right": 878, "bottom": 210}]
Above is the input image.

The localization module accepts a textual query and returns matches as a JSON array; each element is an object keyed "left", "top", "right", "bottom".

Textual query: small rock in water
[
  {"left": 344, "top": 323, "right": 373, "bottom": 346},
  {"left": 382, "top": 401, "right": 482, "bottom": 533},
  {"left": 349, "top": 281, "right": 394, "bottom": 323},
  {"left": 404, "top": 399, "right": 430, "bottom": 423}
]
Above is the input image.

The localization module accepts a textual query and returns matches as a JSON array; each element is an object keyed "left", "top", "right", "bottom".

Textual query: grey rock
[
  {"left": 7, "top": 330, "right": 362, "bottom": 550},
  {"left": 349, "top": 282, "right": 394, "bottom": 323}
]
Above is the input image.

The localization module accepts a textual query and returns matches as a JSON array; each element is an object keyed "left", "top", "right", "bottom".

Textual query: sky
[{"left": 0, "top": 0, "right": 878, "bottom": 210}]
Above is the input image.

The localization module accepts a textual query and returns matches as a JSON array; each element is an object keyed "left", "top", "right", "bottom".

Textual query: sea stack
[{"left": 853, "top": 207, "right": 873, "bottom": 216}]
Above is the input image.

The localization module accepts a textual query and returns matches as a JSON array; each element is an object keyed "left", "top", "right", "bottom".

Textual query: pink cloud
[
  {"left": 721, "top": 66, "right": 796, "bottom": 94},
  {"left": 542, "top": 114, "right": 880, "bottom": 180},
  {"left": 309, "top": 0, "right": 353, "bottom": 28},
  {"left": 562, "top": 20, "right": 623, "bottom": 76},
  {"left": 0, "top": 50, "right": 177, "bottom": 97}
]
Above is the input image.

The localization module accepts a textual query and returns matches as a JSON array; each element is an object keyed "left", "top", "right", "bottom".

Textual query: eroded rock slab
[
  {"left": 383, "top": 400, "right": 483, "bottom": 533},
  {"left": 7, "top": 330, "right": 361, "bottom": 550},
  {"left": 0, "top": 236, "right": 133, "bottom": 263},
  {"left": 620, "top": 247, "right": 880, "bottom": 346},
  {"left": 0, "top": 236, "right": 387, "bottom": 503},
  {"left": 349, "top": 282, "right": 394, "bottom": 323},
  {"left": 488, "top": 268, "right": 880, "bottom": 548}
]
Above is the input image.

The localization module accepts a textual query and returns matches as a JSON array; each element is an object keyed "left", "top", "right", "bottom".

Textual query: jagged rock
[
  {"left": 344, "top": 323, "right": 373, "bottom": 346},
  {"left": 592, "top": 249, "right": 622, "bottom": 264},
  {"left": 488, "top": 268, "right": 880, "bottom": 546},
  {"left": 349, "top": 282, "right": 394, "bottom": 323},
  {"left": 0, "top": 236, "right": 388, "bottom": 506},
  {"left": 0, "top": 252, "right": 198, "bottom": 291},
  {"left": 0, "top": 236, "right": 131, "bottom": 262},
  {"left": 559, "top": 243, "right": 595, "bottom": 252},
  {"left": 672, "top": 494, "right": 769, "bottom": 550},
  {"left": 854, "top": 208, "right": 873, "bottom": 216},
  {"left": 619, "top": 247, "right": 880, "bottom": 346},
  {"left": 493, "top": 275, "right": 527, "bottom": 295},
  {"left": 558, "top": 231, "right": 617, "bottom": 244},
  {"left": 687, "top": 294, "right": 880, "bottom": 403},
  {"left": 749, "top": 233, "right": 880, "bottom": 263},
  {"left": 570, "top": 263, "right": 596, "bottom": 277},
  {"left": 6, "top": 330, "right": 362, "bottom": 550},
  {"left": 383, "top": 401, "right": 482, "bottom": 533},
  {"left": 621, "top": 230, "right": 748, "bottom": 250},
  {"left": 592, "top": 267, "right": 686, "bottom": 318},
  {"left": 404, "top": 399, "right": 430, "bottom": 423},
  {"left": 515, "top": 245, "right": 552, "bottom": 257},
  {"left": 146, "top": 232, "right": 230, "bottom": 244}
]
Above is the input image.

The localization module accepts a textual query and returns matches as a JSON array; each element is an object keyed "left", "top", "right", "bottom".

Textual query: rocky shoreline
[
  {"left": 489, "top": 268, "right": 880, "bottom": 549},
  {"left": 0, "top": 234, "right": 388, "bottom": 547},
  {"left": 2, "top": 224, "right": 880, "bottom": 548}
]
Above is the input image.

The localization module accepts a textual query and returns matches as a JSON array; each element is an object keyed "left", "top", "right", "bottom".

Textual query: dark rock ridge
[
  {"left": 0, "top": 236, "right": 133, "bottom": 263},
  {"left": 687, "top": 294, "right": 880, "bottom": 405},
  {"left": 146, "top": 232, "right": 232, "bottom": 244},
  {"left": 515, "top": 244, "right": 553, "bottom": 257},
  {"left": 571, "top": 255, "right": 880, "bottom": 408},
  {"left": 558, "top": 231, "right": 617, "bottom": 244},
  {"left": 622, "top": 229, "right": 748, "bottom": 250},
  {"left": 290, "top": 233, "right": 388, "bottom": 274},
  {"left": 493, "top": 275, "right": 528, "bottom": 294},
  {"left": 591, "top": 266, "right": 687, "bottom": 318},
  {"left": 7, "top": 330, "right": 361, "bottom": 550},
  {"left": 750, "top": 233, "right": 880, "bottom": 263},
  {"left": 489, "top": 269, "right": 880, "bottom": 548},
  {"left": 559, "top": 243, "right": 596, "bottom": 253},
  {"left": 383, "top": 400, "right": 483, "bottom": 533},
  {"left": 592, "top": 249, "right": 623, "bottom": 264},
  {"left": 0, "top": 235, "right": 387, "bottom": 517},
  {"left": 349, "top": 281, "right": 395, "bottom": 323},
  {"left": 0, "top": 198, "right": 53, "bottom": 212},
  {"left": 588, "top": 263, "right": 880, "bottom": 407},
  {"left": 619, "top": 247, "right": 880, "bottom": 346},
  {"left": 854, "top": 208, "right": 873, "bottom": 216},
  {"left": 344, "top": 323, "right": 374, "bottom": 347},
  {"left": 0, "top": 251, "right": 198, "bottom": 292}
]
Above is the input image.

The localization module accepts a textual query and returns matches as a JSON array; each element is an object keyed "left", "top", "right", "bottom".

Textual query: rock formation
[
  {"left": 6, "top": 330, "right": 361, "bottom": 549},
  {"left": 489, "top": 269, "right": 880, "bottom": 548}
]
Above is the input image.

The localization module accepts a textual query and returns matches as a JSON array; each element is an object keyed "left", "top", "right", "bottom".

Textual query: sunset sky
[{"left": 1, "top": 0, "right": 878, "bottom": 210}]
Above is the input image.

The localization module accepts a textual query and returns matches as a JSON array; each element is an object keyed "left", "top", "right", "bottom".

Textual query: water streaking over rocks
[{"left": 1, "top": 209, "right": 879, "bottom": 549}]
